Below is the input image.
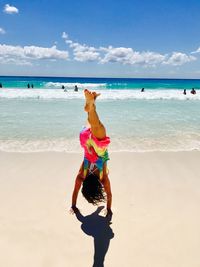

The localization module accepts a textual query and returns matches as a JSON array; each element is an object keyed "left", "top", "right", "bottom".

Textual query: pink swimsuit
[{"left": 80, "top": 127, "right": 110, "bottom": 179}]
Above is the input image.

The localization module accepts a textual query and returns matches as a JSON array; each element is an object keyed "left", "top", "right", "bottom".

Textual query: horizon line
[{"left": 1, "top": 75, "right": 200, "bottom": 80}]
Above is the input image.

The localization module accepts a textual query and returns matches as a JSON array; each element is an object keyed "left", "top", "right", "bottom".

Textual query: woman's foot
[{"left": 84, "top": 89, "right": 100, "bottom": 112}]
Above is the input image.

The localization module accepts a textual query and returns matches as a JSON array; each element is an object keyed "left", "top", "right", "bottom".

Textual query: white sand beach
[{"left": 0, "top": 151, "right": 200, "bottom": 267}]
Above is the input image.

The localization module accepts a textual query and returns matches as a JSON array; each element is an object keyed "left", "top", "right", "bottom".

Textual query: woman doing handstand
[{"left": 71, "top": 89, "right": 112, "bottom": 215}]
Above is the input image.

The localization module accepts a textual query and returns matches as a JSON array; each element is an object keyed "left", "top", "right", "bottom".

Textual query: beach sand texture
[{"left": 0, "top": 151, "right": 200, "bottom": 267}]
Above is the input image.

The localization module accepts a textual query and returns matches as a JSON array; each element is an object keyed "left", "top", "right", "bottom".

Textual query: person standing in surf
[{"left": 71, "top": 89, "right": 112, "bottom": 215}]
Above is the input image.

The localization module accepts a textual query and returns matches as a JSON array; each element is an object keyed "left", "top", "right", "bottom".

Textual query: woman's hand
[{"left": 70, "top": 205, "right": 79, "bottom": 214}]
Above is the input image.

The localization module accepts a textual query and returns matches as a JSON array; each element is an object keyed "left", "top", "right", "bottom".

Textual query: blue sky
[{"left": 1, "top": 0, "right": 200, "bottom": 78}]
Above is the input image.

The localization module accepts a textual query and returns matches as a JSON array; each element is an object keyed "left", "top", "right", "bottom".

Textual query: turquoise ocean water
[{"left": 0, "top": 76, "right": 200, "bottom": 152}]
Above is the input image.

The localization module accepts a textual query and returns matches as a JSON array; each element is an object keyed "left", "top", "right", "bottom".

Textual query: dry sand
[{"left": 0, "top": 151, "right": 200, "bottom": 267}]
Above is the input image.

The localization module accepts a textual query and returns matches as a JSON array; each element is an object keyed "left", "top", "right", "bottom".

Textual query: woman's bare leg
[{"left": 84, "top": 89, "right": 106, "bottom": 140}]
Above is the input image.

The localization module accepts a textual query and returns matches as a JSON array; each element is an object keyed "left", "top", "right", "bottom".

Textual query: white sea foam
[
  {"left": 45, "top": 82, "right": 106, "bottom": 89},
  {"left": 1, "top": 135, "right": 200, "bottom": 153},
  {"left": 0, "top": 88, "right": 200, "bottom": 100},
  {"left": 0, "top": 139, "right": 81, "bottom": 153}
]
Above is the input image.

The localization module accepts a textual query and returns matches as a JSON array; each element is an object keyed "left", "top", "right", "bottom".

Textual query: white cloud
[
  {"left": 62, "top": 32, "right": 68, "bottom": 39},
  {"left": 0, "top": 57, "right": 32, "bottom": 66},
  {"left": 100, "top": 46, "right": 166, "bottom": 65},
  {"left": 0, "top": 44, "right": 69, "bottom": 65},
  {"left": 62, "top": 32, "right": 166, "bottom": 66},
  {"left": 0, "top": 27, "right": 6, "bottom": 34},
  {"left": 163, "top": 52, "right": 196, "bottom": 66},
  {"left": 24, "top": 45, "right": 69, "bottom": 59},
  {"left": 62, "top": 32, "right": 197, "bottom": 67},
  {"left": 72, "top": 44, "right": 100, "bottom": 62},
  {"left": 191, "top": 47, "right": 200, "bottom": 54},
  {"left": 3, "top": 4, "right": 19, "bottom": 14},
  {"left": 62, "top": 32, "right": 100, "bottom": 62}
]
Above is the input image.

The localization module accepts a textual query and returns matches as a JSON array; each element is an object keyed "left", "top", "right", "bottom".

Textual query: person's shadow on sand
[{"left": 74, "top": 206, "right": 114, "bottom": 267}]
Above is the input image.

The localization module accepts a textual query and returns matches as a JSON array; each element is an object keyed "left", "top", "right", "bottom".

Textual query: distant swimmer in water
[
  {"left": 74, "top": 85, "right": 78, "bottom": 92},
  {"left": 183, "top": 89, "right": 187, "bottom": 95},
  {"left": 0, "top": 83, "right": 2, "bottom": 88},
  {"left": 31, "top": 84, "right": 34, "bottom": 88},
  {"left": 27, "top": 83, "right": 30, "bottom": 89},
  {"left": 141, "top": 88, "right": 145, "bottom": 92},
  {"left": 191, "top": 88, "right": 196, "bottom": 95},
  {"left": 62, "top": 85, "right": 65, "bottom": 90}
]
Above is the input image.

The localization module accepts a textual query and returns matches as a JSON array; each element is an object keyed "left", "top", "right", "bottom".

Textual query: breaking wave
[{"left": 0, "top": 88, "right": 200, "bottom": 100}]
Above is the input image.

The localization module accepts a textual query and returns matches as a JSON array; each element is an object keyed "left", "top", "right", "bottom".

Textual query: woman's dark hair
[{"left": 81, "top": 172, "right": 106, "bottom": 205}]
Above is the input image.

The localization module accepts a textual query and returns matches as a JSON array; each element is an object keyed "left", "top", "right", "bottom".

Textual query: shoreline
[{"left": 1, "top": 149, "right": 200, "bottom": 154}]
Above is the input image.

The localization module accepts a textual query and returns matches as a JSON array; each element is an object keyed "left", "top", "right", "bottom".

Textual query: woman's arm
[
  {"left": 71, "top": 175, "right": 83, "bottom": 208},
  {"left": 102, "top": 174, "right": 112, "bottom": 213},
  {"left": 71, "top": 163, "right": 84, "bottom": 210}
]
